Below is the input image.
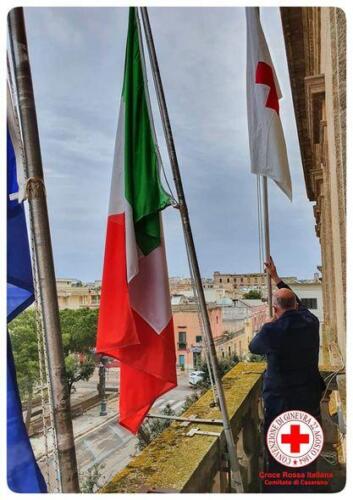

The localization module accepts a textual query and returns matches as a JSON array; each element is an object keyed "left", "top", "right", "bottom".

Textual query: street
[{"left": 31, "top": 369, "right": 195, "bottom": 491}]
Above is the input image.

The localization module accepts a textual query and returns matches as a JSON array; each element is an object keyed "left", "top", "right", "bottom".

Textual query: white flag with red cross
[{"left": 246, "top": 7, "right": 292, "bottom": 200}]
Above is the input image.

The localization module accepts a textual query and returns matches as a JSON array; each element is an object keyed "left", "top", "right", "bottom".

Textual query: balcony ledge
[
  {"left": 100, "top": 362, "right": 266, "bottom": 493},
  {"left": 100, "top": 361, "right": 344, "bottom": 493}
]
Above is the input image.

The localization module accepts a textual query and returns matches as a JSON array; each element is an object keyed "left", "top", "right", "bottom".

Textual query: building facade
[
  {"left": 172, "top": 302, "right": 223, "bottom": 370},
  {"left": 56, "top": 278, "right": 100, "bottom": 310},
  {"left": 213, "top": 272, "right": 266, "bottom": 293},
  {"left": 290, "top": 280, "right": 324, "bottom": 323},
  {"left": 281, "top": 7, "right": 346, "bottom": 365},
  {"left": 172, "top": 295, "right": 268, "bottom": 370},
  {"left": 213, "top": 271, "right": 296, "bottom": 297}
]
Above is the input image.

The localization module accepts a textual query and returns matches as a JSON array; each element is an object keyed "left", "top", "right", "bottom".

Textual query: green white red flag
[{"left": 96, "top": 7, "right": 177, "bottom": 433}]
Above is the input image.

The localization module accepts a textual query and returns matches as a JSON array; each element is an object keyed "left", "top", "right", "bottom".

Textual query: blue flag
[{"left": 7, "top": 109, "right": 47, "bottom": 493}]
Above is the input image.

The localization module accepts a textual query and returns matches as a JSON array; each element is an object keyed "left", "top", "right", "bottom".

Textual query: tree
[
  {"left": 8, "top": 310, "right": 40, "bottom": 429},
  {"left": 243, "top": 289, "right": 262, "bottom": 299},
  {"left": 9, "top": 308, "right": 98, "bottom": 410},
  {"left": 60, "top": 308, "right": 98, "bottom": 396},
  {"left": 196, "top": 354, "right": 240, "bottom": 390},
  {"left": 60, "top": 308, "right": 98, "bottom": 356},
  {"left": 65, "top": 352, "right": 96, "bottom": 394}
]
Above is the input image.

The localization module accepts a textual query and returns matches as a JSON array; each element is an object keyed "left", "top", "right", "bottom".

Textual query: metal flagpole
[
  {"left": 139, "top": 7, "right": 243, "bottom": 492},
  {"left": 135, "top": 10, "right": 218, "bottom": 406},
  {"left": 261, "top": 176, "right": 272, "bottom": 316},
  {"left": 8, "top": 8, "right": 80, "bottom": 493}
]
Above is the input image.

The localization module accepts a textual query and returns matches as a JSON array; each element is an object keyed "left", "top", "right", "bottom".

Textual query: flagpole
[
  {"left": 139, "top": 7, "right": 243, "bottom": 493},
  {"left": 8, "top": 8, "right": 80, "bottom": 493},
  {"left": 261, "top": 176, "right": 272, "bottom": 316}
]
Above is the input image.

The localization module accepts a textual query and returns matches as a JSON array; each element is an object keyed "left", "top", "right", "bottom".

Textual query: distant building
[
  {"left": 177, "top": 287, "right": 227, "bottom": 303},
  {"left": 55, "top": 275, "right": 321, "bottom": 366},
  {"left": 56, "top": 278, "right": 100, "bottom": 310},
  {"left": 213, "top": 271, "right": 296, "bottom": 298},
  {"left": 172, "top": 301, "right": 223, "bottom": 370},
  {"left": 214, "top": 271, "right": 266, "bottom": 291},
  {"left": 169, "top": 277, "right": 213, "bottom": 294},
  {"left": 290, "top": 280, "right": 324, "bottom": 323},
  {"left": 171, "top": 293, "right": 268, "bottom": 369}
]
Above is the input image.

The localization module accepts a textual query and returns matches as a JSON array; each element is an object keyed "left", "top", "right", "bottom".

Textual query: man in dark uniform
[{"left": 249, "top": 257, "right": 325, "bottom": 490}]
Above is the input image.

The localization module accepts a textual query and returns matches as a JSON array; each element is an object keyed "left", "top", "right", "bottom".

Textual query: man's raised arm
[{"left": 264, "top": 256, "right": 302, "bottom": 306}]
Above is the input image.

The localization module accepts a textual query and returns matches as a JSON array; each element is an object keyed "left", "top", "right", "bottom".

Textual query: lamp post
[{"left": 98, "top": 356, "right": 107, "bottom": 416}]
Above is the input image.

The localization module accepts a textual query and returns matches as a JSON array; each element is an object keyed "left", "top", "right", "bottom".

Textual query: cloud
[{"left": 24, "top": 6, "right": 320, "bottom": 282}]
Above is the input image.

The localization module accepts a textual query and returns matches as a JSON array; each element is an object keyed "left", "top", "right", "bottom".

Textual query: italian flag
[{"left": 96, "top": 7, "right": 177, "bottom": 434}]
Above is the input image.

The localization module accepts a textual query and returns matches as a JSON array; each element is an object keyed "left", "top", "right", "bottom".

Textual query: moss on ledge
[{"left": 100, "top": 362, "right": 265, "bottom": 493}]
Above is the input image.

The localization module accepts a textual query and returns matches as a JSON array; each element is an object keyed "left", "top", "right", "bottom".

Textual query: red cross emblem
[
  {"left": 267, "top": 411, "right": 323, "bottom": 468},
  {"left": 281, "top": 424, "right": 310, "bottom": 453},
  {"left": 255, "top": 61, "right": 280, "bottom": 114}
]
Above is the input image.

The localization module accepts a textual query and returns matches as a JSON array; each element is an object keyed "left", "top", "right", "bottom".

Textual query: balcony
[
  {"left": 101, "top": 362, "right": 345, "bottom": 493},
  {"left": 177, "top": 342, "right": 187, "bottom": 350}
]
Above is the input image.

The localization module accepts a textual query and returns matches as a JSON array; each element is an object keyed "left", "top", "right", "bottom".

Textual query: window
[
  {"left": 219, "top": 278, "right": 222, "bottom": 283},
  {"left": 178, "top": 331, "right": 187, "bottom": 349},
  {"left": 301, "top": 298, "right": 318, "bottom": 309},
  {"left": 227, "top": 278, "right": 230, "bottom": 283},
  {"left": 195, "top": 335, "right": 202, "bottom": 343},
  {"left": 178, "top": 332, "right": 186, "bottom": 342}
]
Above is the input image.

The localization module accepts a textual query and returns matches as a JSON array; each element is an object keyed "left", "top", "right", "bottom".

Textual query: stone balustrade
[{"left": 100, "top": 361, "right": 344, "bottom": 493}]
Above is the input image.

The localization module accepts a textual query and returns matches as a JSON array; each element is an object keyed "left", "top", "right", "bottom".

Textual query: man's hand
[{"left": 264, "top": 256, "right": 281, "bottom": 285}]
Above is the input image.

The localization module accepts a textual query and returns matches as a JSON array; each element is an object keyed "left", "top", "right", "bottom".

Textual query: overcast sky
[{"left": 24, "top": 7, "right": 321, "bottom": 282}]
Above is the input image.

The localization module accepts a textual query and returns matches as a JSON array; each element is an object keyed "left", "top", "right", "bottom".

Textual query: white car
[{"left": 188, "top": 370, "right": 205, "bottom": 386}]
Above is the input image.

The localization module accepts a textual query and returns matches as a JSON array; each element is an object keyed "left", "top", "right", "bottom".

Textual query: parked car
[{"left": 188, "top": 370, "right": 205, "bottom": 386}]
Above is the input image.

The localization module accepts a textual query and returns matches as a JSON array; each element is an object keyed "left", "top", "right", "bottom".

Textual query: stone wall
[{"left": 280, "top": 7, "right": 346, "bottom": 364}]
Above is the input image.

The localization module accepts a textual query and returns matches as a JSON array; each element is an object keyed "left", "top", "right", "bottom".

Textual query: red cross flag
[{"left": 246, "top": 7, "right": 292, "bottom": 200}]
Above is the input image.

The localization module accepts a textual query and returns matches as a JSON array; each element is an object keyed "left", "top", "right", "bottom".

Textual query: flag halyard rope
[
  {"left": 135, "top": 9, "right": 217, "bottom": 402},
  {"left": 135, "top": 9, "right": 178, "bottom": 208},
  {"left": 7, "top": 48, "right": 62, "bottom": 494}
]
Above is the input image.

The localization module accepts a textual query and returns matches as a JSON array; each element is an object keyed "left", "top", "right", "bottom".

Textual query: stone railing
[
  {"left": 101, "top": 362, "right": 266, "bottom": 493},
  {"left": 100, "top": 362, "right": 344, "bottom": 493}
]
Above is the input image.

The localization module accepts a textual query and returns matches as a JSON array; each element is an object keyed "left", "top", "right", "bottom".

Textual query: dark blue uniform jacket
[{"left": 249, "top": 281, "right": 325, "bottom": 423}]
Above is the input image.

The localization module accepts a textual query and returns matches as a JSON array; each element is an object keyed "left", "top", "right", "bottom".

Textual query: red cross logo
[
  {"left": 267, "top": 411, "right": 323, "bottom": 468},
  {"left": 281, "top": 424, "right": 310, "bottom": 453}
]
